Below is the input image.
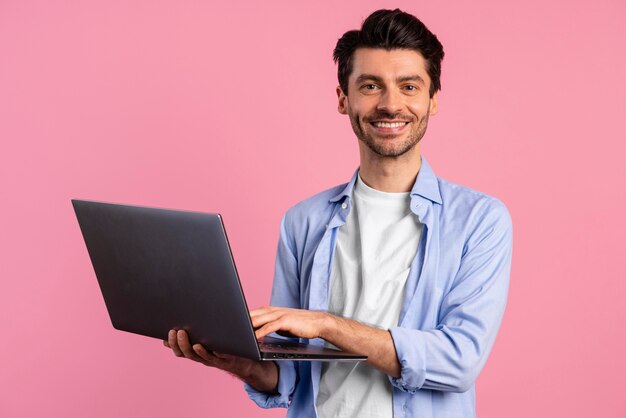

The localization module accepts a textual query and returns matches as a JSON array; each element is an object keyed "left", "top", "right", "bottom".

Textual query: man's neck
[{"left": 358, "top": 145, "right": 422, "bottom": 193}]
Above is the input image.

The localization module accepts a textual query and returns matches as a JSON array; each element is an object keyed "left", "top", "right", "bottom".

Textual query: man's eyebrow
[
  {"left": 397, "top": 75, "right": 426, "bottom": 85},
  {"left": 355, "top": 74, "right": 384, "bottom": 84},
  {"left": 355, "top": 74, "right": 426, "bottom": 85}
]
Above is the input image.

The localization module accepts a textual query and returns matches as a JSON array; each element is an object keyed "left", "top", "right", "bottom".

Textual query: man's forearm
[{"left": 321, "top": 314, "right": 401, "bottom": 378}]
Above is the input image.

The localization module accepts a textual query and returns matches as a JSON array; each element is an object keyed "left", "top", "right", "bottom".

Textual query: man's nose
[{"left": 376, "top": 89, "right": 403, "bottom": 114}]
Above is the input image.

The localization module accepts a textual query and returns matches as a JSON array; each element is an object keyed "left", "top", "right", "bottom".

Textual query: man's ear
[
  {"left": 429, "top": 91, "right": 439, "bottom": 116},
  {"left": 337, "top": 86, "right": 348, "bottom": 115}
]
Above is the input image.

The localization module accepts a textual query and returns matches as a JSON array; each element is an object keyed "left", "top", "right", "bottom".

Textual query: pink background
[{"left": 1, "top": 0, "right": 625, "bottom": 417}]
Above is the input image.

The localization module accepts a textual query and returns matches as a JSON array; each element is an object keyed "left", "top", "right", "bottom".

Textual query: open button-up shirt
[{"left": 244, "top": 158, "right": 513, "bottom": 418}]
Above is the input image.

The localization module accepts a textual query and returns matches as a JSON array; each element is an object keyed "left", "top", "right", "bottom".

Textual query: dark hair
[{"left": 333, "top": 9, "right": 444, "bottom": 97}]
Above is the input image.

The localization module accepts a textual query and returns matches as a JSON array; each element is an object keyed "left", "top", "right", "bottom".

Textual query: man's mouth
[{"left": 371, "top": 121, "right": 409, "bottom": 128}]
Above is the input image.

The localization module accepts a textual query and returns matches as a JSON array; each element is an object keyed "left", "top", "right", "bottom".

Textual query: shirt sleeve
[
  {"left": 244, "top": 213, "right": 301, "bottom": 408},
  {"left": 389, "top": 199, "right": 513, "bottom": 393}
]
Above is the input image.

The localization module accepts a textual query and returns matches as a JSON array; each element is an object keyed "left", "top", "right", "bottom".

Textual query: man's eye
[
  {"left": 404, "top": 85, "right": 418, "bottom": 91},
  {"left": 362, "top": 84, "right": 379, "bottom": 90}
]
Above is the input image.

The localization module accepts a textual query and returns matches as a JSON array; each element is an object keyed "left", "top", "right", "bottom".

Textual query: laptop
[{"left": 72, "top": 199, "right": 366, "bottom": 362}]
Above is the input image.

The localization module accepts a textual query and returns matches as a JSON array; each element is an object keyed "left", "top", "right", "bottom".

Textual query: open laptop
[{"left": 72, "top": 199, "right": 366, "bottom": 362}]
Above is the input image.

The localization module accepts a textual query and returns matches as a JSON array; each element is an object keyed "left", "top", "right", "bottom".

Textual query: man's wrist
[
  {"left": 241, "top": 360, "right": 278, "bottom": 394},
  {"left": 319, "top": 312, "right": 338, "bottom": 341},
  {"left": 236, "top": 357, "right": 265, "bottom": 380}
]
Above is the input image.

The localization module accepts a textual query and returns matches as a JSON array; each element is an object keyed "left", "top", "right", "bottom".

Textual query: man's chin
[{"left": 363, "top": 141, "right": 416, "bottom": 158}]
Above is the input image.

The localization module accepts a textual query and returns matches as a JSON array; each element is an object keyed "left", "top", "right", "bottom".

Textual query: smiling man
[
  {"left": 343, "top": 48, "right": 436, "bottom": 160},
  {"left": 165, "top": 9, "right": 512, "bottom": 418}
]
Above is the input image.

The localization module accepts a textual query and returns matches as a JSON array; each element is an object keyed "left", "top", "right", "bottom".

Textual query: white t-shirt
[{"left": 316, "top": 174, "right": 423, "bottom": 418}]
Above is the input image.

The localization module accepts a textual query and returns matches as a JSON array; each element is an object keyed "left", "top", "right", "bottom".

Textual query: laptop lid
[{"left": 72, "top": 200, "right": 366, "bottom": 362}]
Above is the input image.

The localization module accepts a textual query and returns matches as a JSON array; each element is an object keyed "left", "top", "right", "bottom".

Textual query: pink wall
[{"left": 2, "top": 0, "right": 625, "bottom": 416}]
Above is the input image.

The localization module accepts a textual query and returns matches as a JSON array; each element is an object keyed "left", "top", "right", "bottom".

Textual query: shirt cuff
[
  {"left": 244, "top": 360, "right": 297, "bottom": 409},
  {"left": 388, "top": 327, "right": 426, "bottom": 393}
]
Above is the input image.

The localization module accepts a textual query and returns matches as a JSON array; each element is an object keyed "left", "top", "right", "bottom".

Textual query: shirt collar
[{"left": 329, "top": 157, "right": 442, "bottom": 205}]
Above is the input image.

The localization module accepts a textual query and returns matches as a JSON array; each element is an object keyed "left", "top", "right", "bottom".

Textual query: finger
[
  {"left": 255, "top": 321, "right": 284, "bottom": 340},
  {"left": 250, "top": 311, "right": 285, "bottom": 329},
  {"left": 177, "top": 330, "right": 203, "bottom": 362},
  {"left": 168, "top": 329, "right": 183, "bottom": 357},
  {"left": 163, "top": 340, "right": 170, "bottom": 348},
  {"left": 276, "top": 330, "right": 300, "bottom": 339},
  {"left": 192, "top": 344, "right": 217, "bottom": 363},
  {"left": 249, "top": 306, "right": 280, "bottom": 318},
  {"left": 211, "top": 351, "right": 231, "bottom": 360}
]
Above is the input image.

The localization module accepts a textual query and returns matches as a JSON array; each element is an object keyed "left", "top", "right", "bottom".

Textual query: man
[{"left": 164, "top": 9, "right": 512, "bottom": 418}]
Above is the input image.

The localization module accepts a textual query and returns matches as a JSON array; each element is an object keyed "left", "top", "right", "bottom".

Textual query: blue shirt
[{"left": 245, "top": 158, "right": 513, "bottom": 418}]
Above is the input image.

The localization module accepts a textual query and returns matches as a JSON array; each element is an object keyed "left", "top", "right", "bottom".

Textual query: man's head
[
  {"left": 333, "top": 9, "right": 444, "bottom": 98},
  {"left": 333, "top": 10, "right": 445, "bottom": 159}
]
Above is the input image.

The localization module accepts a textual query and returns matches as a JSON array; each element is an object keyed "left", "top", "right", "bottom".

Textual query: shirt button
[{"left": 341, "top": 203, "right": 347, "bottom": 209}]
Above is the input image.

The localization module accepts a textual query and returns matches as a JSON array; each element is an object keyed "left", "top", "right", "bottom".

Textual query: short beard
[{"left": 349, "top": 106, "right": 430, "bottom": 158}]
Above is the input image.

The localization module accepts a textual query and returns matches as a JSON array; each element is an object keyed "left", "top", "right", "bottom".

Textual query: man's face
[{"left": 337, "top": 48, "right": 438, "bottom": 158}]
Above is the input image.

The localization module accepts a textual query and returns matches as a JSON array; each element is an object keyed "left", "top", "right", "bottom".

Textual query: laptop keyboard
[
  {"left": 259, "top": 342, "right": 309, "bottom": 351},
  {"left": 259, "top": 340, "right": 314, "bottom": 358}
]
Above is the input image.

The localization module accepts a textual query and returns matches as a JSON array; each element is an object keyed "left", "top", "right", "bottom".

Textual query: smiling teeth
[{"left": 374, "top": 122, "right": 407, "bottom": 128}]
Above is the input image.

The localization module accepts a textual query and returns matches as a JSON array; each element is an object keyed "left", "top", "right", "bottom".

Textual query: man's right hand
[{"left": 163, "top": 329, "right": 278, "bottom": 393}]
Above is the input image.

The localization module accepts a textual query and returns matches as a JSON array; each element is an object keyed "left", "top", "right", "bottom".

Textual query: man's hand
[
  {"left": 251, "top": 306, "right": 332, "bottom": 340},
  {"left": 163, "top": 329, "right": 278, "bottom": 393},
  {"left": 250, "top": 306, "right": 401, "bottom": 378},
  {"left": 163, "top": 329, "right": 252, "bottom": 376}
]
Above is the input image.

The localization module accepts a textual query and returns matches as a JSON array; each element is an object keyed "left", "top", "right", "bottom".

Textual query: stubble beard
[{"left": 349, "top": 107, "right": 430, "bottom": 158}]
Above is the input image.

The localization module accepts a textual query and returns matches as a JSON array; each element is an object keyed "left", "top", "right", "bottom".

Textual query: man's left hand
[
  {"left": 251, "top": 306, "right": 401, "bottom": 377},
  {"left": 250, "top": 306, "right": 332, "bottom": 340}
]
